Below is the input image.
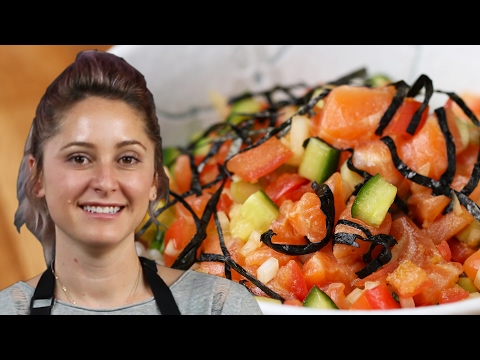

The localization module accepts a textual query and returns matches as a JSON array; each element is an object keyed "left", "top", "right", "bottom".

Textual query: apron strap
[
  {"left": 29, "top": 257, "right": 181, "bottom": 315},
  {"left": 139, "top": 256, "right": 181, "bottom": 315},
  {"left": 29, "top": 265, "right": 55, "bottom": 315}
]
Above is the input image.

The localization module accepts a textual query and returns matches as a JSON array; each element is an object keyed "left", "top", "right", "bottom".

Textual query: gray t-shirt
[{"left": 0, "top": 269, "right": 263, "bottom": 315}]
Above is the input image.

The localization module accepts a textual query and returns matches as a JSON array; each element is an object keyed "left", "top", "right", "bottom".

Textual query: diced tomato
[
  {"left": 173, "top": 153, "right": 192, "bottom": 193},
  {"left": 448, "top": 237, "right": 478, "bottom": 264},
  {"left": 350, "top": 283, "right": 400, "bottom": 310},
  {"left": 269, "top": 260, "right": 309, "bottom": 302},
  {"left": 198, "top": 158, "right": 220, "bottom": 186},
  {"left": 384, "top": 97, "right": 429, "bottom": 137},
  {"left": 264, "top": 172, "right": 310, "bottom": 206},
  {"left": 463, "top": 248, "right": 480, "bottom": 281},
  {"left": 436, "top": 240, "right": 452, "bottom": 262},
  {"left": 438, "top": 286, "right": 470, "bottom": 304},
  {"left": 364, "top": 283, "right": 401, "bottom": 309},
  {"left": 216, "top": 192, "right": 233, "bottom": 214},
  {"left": 216, "top": 139, "right": 232, "bottom": 164},
  {"left": 163, "top": 216, "right": 197, "bottom": 267},
  {"left": 348, "top": 290, "right": 372, "bottom": 310},
  {"left": 226, "top": 136, "right": 293, "bottom": 182}
]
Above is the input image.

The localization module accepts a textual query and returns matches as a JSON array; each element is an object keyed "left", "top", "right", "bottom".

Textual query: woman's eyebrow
[
  {"left": 59, "top": 141, "right": 94, "bottom": 151},
  {"left": 116, "top": 140, "right": 147, "bottom": 151},
  {"left": 59, "top": 140, "right": 147, "bottom": 151}
]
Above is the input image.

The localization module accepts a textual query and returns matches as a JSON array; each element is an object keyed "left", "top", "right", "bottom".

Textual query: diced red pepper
[
  {"left": 226, "top": 136, "right": 293, "bottom": 182},
  {"left": 350, "top": 283, "right": 400, "bottom": 310}
]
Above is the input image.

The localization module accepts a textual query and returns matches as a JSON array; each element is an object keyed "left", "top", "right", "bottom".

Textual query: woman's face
[{"left": 35, "top": 97, "right": 157, "bottom": 249}]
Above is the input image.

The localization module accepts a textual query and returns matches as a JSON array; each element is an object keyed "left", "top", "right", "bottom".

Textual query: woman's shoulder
[
  {"left": 0, "top": 281, "right": 34, "bottom": 315},
  {"left": 171, "top": 269, "right": 263, "bottom": 315}
]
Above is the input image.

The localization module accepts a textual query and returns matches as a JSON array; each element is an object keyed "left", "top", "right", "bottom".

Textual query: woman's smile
[{"left": 82, "top": 205, "right": 122, "bottom": 214}]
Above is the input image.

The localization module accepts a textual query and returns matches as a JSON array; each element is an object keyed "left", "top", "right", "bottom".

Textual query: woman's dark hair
[{"left": 14, "top": 49, "right": 169, "bottom": 264}]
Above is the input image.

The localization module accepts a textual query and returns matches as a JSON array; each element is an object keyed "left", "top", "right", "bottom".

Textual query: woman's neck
[{"left": 52, "top": 243, "right": 150, "bottom": 308}]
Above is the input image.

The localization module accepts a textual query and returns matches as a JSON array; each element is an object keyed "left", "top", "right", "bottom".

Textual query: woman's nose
[{"left": 91, "top": 162, "right": 118, "bottom": 194}]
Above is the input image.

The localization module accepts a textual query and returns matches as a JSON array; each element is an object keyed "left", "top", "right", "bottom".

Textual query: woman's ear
[
  {"left": 29, "top": 155, "right": 45, "bottom": 198},
  {"left": 149, "top": 173, "right": 158, "bottom": 201}
]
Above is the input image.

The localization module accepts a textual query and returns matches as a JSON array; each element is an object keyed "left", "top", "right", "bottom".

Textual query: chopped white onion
[
  {"left": 364, "top": 281, "right": 380, "bottom": 290},
  {"left": 216, "top": 210, "right": 230, "bottom": 236},
  {"left": 346, "top": 287, "right": 364, "bottom": 304},
  {"left": 399, "top": 297, "right": 415, "bottom": 308},
  {"left": 240, "top": 230, "right": 262, "bottom": 257},
  {"left": 164, "top": 240, "right": 181, "bottom": 257},
  {"left": 451, "top": 192, "right": 463, "bottom": 216},
  {"left": 257, "top": 257, "right": 279, "bottom": 284}
]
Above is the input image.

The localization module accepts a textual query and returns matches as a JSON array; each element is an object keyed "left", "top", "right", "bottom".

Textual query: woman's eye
[
  {"left": 120, "top": 156, "right": 139, "bottom": 165},
  {"left": 70, "top": 155, "right": 88, "bottom": 164}
]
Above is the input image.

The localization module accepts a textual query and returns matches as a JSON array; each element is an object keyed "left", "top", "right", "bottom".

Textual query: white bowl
[
  {"left": 257, "top": 296, "right": 480, "bottom": 315},
  {"left": 109, "top": 45, "right": 480, "bottom": 315}
]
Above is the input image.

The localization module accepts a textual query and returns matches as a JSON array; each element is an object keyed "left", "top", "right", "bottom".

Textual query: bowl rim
[{"left": 257, "top": 296, "right": 480, "bottom": 315}]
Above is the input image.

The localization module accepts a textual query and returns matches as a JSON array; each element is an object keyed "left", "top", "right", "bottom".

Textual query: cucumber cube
[{"left": 351, "top": 173, "right": 397, "bottom": 227}]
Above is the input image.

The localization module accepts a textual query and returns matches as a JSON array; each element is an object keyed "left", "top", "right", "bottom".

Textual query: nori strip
[
  {"left": 375, "top": 81, "right": 410, "bottom": 136},
  {"left": 356, "top": 234, "right": 397, "bottom": 279},
  {"left": 436, "top": 90, "right": 480, "bottom": 127},
  {"left": 381, "top": 135, "right": 480, "bottom": 222},
  {"left": 405, "top": 74, "right": 433, "bottom": 135},
  {"left": 259, "top": 182, "right": 334, "bottom": 255},
  {"left": 458, "top": 150, "right": 480, "bottom": 196},
  {"left": 456, "top": 191, "right": 480, "bottom": 222},
  {"left": 435, "top": 107, "right": 456, "bottom": 188},
  {"left": 380, "top": 136, "right": 447, "bottom": 195},
  {"left": 198, "top": 210, "right": 285, "bottom": 301},
  {"left": 333, "top": 219, "right": 397, "bottom": 278},
  {"left": 171, "top": 175, "right": 227, "bottom": 270},
  {"left": 336, "top": 219, "right": 373, "bottom": 237},
  {"left": 333, "top": 232, "right": 363, "bottom": 247},
  {"left": 186, "top": 151, "right": 203, "bottom": 197},
  {"left": 297, "top": 88, "right": 332, "bottom": 117}
]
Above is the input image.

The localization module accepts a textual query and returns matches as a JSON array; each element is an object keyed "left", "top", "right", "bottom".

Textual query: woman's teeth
[{"left": 83, "top": 205, "right": 121, "bottom": 214}]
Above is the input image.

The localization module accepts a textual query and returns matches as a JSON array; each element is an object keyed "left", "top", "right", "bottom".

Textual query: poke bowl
[{"left": 109, "top": 45, "right": 480, "bottom": 315}]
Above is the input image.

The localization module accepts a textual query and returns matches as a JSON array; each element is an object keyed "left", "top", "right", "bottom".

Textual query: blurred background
[{"left": 0, "top": 45, "right": 113, "bottom": 290}]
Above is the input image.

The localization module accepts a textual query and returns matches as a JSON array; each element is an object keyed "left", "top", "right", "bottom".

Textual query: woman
[{"left": 0, "top": 49, "right": 263, "bottom": 315}]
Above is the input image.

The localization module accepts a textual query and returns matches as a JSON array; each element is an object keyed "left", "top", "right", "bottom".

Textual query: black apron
[{"left": 29, "top": 256, "right": 181, "bottom": 315}]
